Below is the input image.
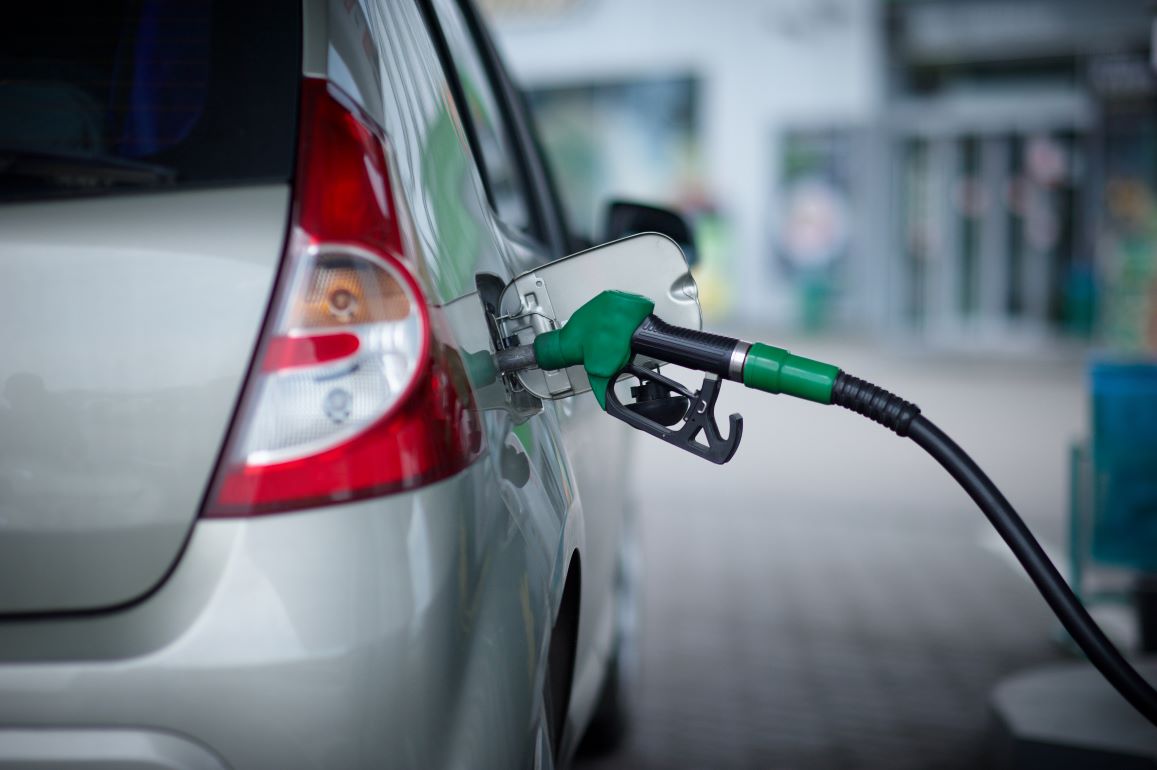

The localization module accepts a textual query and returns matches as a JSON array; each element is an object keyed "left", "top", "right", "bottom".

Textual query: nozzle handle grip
[{"left": 630, "top": 315, "right": 741, "bottom": 379}]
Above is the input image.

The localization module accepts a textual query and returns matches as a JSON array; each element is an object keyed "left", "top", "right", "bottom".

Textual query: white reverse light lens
[{"left": 237, "top": 246, "right": 424, "bottom": 466}]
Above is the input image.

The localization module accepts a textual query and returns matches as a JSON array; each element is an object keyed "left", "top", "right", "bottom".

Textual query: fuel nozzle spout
[
  {"left": 528, "top": 290, "right": 841, "bottom": 405},
  {"left": 509, "top": 288, "right": 843, "bottom": 412},
  {"left": 492, "top": 344, "right": 538, "bottom": 374},
  {"left": 491, "top": 290, "right": 844, "bottom": 462}
]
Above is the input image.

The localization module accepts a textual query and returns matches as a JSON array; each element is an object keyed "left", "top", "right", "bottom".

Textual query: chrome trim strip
[{"left": 728, "top": 341, "right": 751, "bottom": 381}]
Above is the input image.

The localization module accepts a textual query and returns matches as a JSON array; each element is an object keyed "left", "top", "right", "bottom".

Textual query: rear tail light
[{"left": 202, "top": 78, "right": 482, "bottom": 517}]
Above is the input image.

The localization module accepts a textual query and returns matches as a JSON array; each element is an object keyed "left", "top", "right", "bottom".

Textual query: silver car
[{"left": 0, "top": 1, "right": 703, "bottom": 767}]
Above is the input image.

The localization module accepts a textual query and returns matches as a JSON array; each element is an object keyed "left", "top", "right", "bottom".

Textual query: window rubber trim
[{"left": 414, "top": 0, "right": 551, "bottom": 249}]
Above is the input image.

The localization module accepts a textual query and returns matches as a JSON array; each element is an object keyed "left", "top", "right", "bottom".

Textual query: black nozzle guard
[
  {"left": 629, "top": 378, "right": 688, "bottom": 426},
  {"left": 605, "top": 360, "right": 742, "bottom": 464}
]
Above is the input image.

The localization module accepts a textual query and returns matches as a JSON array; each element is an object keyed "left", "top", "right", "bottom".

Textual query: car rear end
[{"left": 0, "top": 3, "right": 526, "bottom": 768}]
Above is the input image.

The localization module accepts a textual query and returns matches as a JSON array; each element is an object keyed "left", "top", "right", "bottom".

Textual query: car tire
[
  {"left": 577, "top": 644, "right": 632, "bottom": 754},
  {"left": 578, "top": 524, "right": 640, "bottom": 756}
]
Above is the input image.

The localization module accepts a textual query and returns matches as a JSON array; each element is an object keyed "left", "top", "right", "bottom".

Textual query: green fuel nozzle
[
  {"left": 503, "top": 290, "right": 846, "bottom": 463},
  {"left": 526, "top": 289, "right": 840, "bottom": 402},
  {"left": 532, "top": 290, "right": 655, "bottom": 409}
]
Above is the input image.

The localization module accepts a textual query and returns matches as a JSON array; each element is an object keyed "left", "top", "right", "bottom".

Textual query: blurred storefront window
[
  {"left": 1095, "top": 64, "right": 1157, "bottom": 354},
  {"left": 525, "top": 76, "right": 734, "bottom": 315},
  {"left": 487, "top": 0, "right": 1157, "bottom": 348},
  {"left": 775, "top": 130, "right": 861, "bottom": 330},
  {"left": 526, "top": 76, "right": 699, "bottom": 240}
]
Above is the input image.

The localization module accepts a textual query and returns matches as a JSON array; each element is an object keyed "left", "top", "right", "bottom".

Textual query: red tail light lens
[
  {"left": 261, "top": 332, "right": 361, "bottom": 372},
  {"left": 202, "top": 78, "right": 482, "bottom": 517}
]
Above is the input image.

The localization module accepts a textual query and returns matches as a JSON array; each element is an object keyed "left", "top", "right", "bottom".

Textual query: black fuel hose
[{"left": 831, "top": 371, "right": 1157, "bottom": 727}]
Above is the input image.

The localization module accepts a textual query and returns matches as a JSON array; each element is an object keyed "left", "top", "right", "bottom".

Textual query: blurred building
[
  {"left": 483, "top": 0, "right": 1157, "bottom": 353},
  {"left": 885, "top": 0, "right": 1157, "bottom": 353}
]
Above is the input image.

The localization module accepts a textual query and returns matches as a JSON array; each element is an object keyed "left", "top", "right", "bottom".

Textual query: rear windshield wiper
[{"left": 0, "top": 149, "right": 177, "bottom": 190}]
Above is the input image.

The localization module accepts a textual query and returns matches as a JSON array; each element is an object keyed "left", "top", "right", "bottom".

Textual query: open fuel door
[
  {"left": 442, "top": 232, "right": 700, "bottom": 415},
  {"left": 496, "top": 233, "right": 701, "bottom": 400}
]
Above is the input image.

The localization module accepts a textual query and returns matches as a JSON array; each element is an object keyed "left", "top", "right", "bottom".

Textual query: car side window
[{"left": 429, "top": 0, "right": 534, "bottom": 235}]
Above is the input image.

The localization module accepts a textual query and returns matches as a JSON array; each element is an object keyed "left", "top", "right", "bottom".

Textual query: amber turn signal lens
[{"left": 287, "top": 253, "right": 412, "bottom": 329}]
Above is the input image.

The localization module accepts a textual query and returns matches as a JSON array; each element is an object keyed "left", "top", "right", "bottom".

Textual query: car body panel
[
  {"left": 320, "top": 1, "right": 635, "bottom": 756},
  {"left": 0, "top": 0, "right": 640, "bottom": 766},
  {"left": 0, "top": 469, "right": 561, "bottom": 770},
  {"left": 0, "top": 728, "right": 229, "bottom": 770},
  {"left": 0, "top": 186, "right": 289, "bottom": 614},
  {"left": 365, "top": 2, "right": 633, "bottom": 756}
]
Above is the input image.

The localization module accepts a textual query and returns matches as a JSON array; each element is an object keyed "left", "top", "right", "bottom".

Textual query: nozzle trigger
[{"left": 604, "top": 361, "right": 742, "bottom": 464}]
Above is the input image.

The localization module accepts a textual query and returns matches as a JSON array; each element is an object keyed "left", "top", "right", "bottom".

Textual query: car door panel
[{"left": 348, "top": 1, "right": 593, "bottom": 763}]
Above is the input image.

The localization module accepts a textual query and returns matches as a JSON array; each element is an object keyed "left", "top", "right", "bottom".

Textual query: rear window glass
[{"left": 0, "top": 0, "right": 300, "bottom": 202}]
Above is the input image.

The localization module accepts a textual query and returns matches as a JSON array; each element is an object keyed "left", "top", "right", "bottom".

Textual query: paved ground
[{"left": 577, "top": 334, "right": 1087, "bottom": 770}]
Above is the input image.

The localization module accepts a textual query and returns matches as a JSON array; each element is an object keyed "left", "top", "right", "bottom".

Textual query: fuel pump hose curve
[{"left": 501, "top": 289, "right": 1157, "bottom": 728}]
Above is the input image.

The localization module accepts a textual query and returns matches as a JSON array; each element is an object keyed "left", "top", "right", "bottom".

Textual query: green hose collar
[{"left": 742, "top": 342, "right": 839, "bottom": 404}]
